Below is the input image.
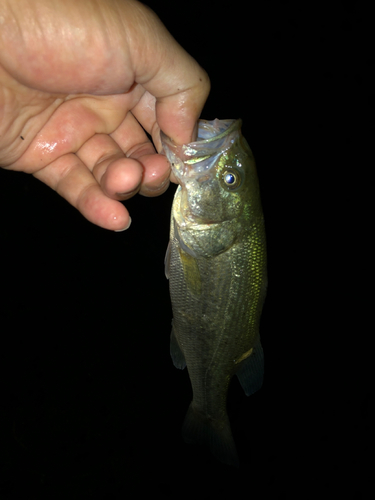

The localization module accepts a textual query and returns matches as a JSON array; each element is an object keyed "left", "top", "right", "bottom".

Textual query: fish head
[{"left": 161, "top": 119, "right": 261, "bottom": 242}]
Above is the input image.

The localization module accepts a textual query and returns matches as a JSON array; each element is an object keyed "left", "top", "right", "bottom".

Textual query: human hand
[{"left": 0, "top": 0, "right": 210, "bottom": 230}]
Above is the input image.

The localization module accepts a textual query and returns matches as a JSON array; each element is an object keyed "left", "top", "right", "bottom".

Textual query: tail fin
[{"left": 181, "top": 403, "right": 239, "bottom": 467}]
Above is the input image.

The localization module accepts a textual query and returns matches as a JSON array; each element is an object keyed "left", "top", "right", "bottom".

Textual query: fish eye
[{"left": 222, "top": 169, "right": 241, "bottom": 189}]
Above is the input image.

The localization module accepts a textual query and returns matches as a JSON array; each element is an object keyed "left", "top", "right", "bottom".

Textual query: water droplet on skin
[{"left": 36, "top": 141, "right": 58, "bottom": 154}]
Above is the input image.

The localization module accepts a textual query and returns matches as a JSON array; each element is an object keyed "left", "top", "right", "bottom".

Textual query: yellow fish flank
[{"left": 162, "top": 119, "right": 267, "bottom": 467}]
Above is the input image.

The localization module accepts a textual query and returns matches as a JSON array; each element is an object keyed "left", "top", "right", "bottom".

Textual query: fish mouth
[{"left": 161, "top": 119, "right": 242, "bottom": 183}]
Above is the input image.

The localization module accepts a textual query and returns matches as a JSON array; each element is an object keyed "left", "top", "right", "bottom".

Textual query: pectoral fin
[
  {"left": 235, "top": 335, "right": 264, "bottom": 396},
  {"left": 178, "top": 248, "right": 202, "bottom": 296}
]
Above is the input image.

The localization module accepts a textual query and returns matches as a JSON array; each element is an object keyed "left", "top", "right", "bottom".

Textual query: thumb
[{"left": 125, "top": 2, "right": 210, "bottom": 145}]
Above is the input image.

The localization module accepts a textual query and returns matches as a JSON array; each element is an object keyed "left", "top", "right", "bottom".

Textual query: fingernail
[
  {"left": 115, "top": 217, "right": 132, "bottom": 232},
  {"left": 115, "top": 187, "right": 140, "bottom": 200}
]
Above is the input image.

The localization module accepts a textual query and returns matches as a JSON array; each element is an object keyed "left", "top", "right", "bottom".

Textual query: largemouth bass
[{"left": 162, "top": 119, "right": 267, "bottom": 467}]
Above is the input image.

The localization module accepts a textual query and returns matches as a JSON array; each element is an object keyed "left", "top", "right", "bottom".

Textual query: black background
[{"left": 0, "top": 0, "right": 373, "bottom": 498}]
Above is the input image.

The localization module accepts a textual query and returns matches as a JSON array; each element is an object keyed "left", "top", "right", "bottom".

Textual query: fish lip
[
  {"left": 161, "top": 119, "right": 240, "bottom": 152},
  {"left": 161, "top": 119, "right": 242, "bottom": 181}
]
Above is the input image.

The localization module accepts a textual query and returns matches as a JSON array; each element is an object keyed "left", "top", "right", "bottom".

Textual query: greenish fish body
[{"left": 161, "top": 119, "right": 267, "bottom": 467}]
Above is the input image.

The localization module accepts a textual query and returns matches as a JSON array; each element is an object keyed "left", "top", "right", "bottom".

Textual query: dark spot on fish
[{"left": 20, "top": 136, "right": 24, "bottom": 140}]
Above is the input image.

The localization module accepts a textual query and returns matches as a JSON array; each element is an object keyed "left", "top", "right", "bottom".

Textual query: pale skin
[{"left": 0, "top": 0, "right": 210, "bottom": 230}]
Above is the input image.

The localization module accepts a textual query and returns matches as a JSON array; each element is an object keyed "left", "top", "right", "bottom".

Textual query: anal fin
[{"left": 236, "top": 335, "right": 264, "bottom": 396}]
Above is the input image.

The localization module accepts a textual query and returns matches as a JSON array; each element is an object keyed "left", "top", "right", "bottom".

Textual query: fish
[{"left": 161, "top": 118, "right": 267, "bottom": 467}]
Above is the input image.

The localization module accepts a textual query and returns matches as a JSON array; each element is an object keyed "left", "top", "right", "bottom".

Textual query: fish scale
[{"left": 162, "top": 119, "right": 267, "bottom": 467}]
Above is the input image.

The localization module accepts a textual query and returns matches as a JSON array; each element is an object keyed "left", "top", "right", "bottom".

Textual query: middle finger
[
  {"left": 76, "top": 131, "right": 144, "bottom": 200},
  {"left": 111, "top": 112, "right": 171, "bottom": 195}
]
